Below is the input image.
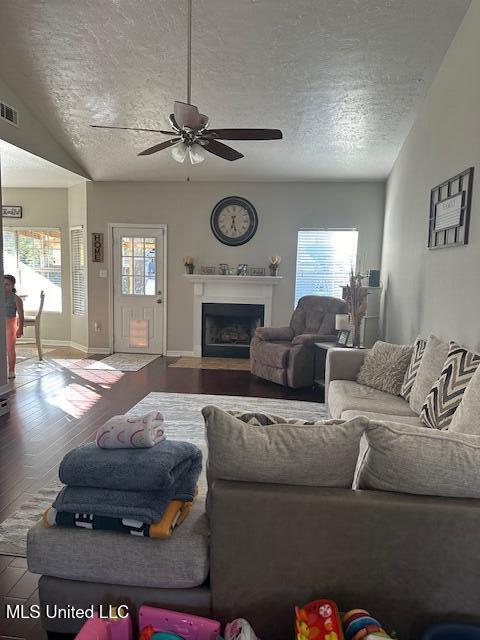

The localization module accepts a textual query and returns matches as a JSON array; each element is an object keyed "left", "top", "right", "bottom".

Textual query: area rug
[
  {"left": 0, "top": 391, "right": 325, "bottom": 557},
  {"left": 169, "top": 356, "right": 251, "bottom": 371},
  {"left": 64, "top": 353, "right": 161, "bottom": 372}
]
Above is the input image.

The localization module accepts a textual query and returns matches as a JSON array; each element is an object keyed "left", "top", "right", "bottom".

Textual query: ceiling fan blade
[
  {"left": 174, "top": 101, "right": 202, "bottom": 129},
  {"left": 205, "top": 128, "right": 283, "bottom": 140},
  {"left": 138, "top": 138, "right": 181, "bottom": 156},
  {"left": 202, "top": 139, "right": 243, "bottom": 161},
  {"left": 169, "top": 114, "right": 181, "bottom": 132},
  {"left": 91, "top": 124, "right": 173, "bottom": 135}
]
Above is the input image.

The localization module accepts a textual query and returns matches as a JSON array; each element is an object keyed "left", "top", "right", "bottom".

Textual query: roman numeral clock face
[{"left": 210, "top": 197, "right": 258, "bottom": 246}]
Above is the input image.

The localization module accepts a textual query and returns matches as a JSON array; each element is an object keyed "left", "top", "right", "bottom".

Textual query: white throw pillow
[
  {"left": 356, "top": 341, "right": 413, "bottom": 396},
  {"left": 203, "top": 405, "right": 367, "bottom": 488},
  {"left": 357, "top": 420, "right": 480, "bottom": 498}
]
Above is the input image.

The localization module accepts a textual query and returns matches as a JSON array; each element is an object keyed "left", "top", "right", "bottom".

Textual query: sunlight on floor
[{"left": 47, "top": 382, "right": 103, "bottom": 418}]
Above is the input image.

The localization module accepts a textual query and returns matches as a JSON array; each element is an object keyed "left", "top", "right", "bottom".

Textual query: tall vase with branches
[{"left": 343, "top": 270, "right": 368, "bottom": 348}]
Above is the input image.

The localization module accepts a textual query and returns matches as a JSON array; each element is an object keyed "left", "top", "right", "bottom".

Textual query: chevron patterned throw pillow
[
  {"left": 400, "top": 337, "right": 427, "bottom": 400},
  {"left": 420, "top": 342, "right": 480, "bottom": 429}
]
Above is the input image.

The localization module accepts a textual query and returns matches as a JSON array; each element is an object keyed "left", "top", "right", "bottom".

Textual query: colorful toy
[
  {"left": 74, "top": 609, "right": 132, "bottom": 640},
  {"left": 138, "top": 605, "right": 221, "bottom": 640},
  {"left": 343, "top": 610, "right": 392, "bottom": 640},
  {"left": 224, "top": 618, "right": 260, "bottom": 640},
  {"left": 295, "top": 599, "right": 344, "bottom": 640}
]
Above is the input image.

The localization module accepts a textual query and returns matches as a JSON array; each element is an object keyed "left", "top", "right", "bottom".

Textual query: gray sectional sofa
[{"left": 27, "top": 347, "right": 480, "bottom": 640}]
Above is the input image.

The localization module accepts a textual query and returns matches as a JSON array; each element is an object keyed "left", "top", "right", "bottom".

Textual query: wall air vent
[{"left": 0, "top": 101, "right": 19, "bottom": 127}]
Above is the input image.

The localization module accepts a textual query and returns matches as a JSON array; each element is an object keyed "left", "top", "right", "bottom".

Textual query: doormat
[
  {"left": 0, "top": 391, "right": 325, "bottom": 557},
  {"left": 169, "top": 356, "right": 251, "bottom": 371}
]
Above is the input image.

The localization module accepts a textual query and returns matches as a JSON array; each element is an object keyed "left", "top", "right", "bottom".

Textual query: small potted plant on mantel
[
  {"left": 268, "top": 255, "right": 281, "bottom": 276},
  {"left": 183, "top": 256, "right": 194, "bottom": 274}
]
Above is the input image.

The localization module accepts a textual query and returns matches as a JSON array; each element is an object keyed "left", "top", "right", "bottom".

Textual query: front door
[{"left": 112, "top": 227, "right": 165, "bottom": 354}]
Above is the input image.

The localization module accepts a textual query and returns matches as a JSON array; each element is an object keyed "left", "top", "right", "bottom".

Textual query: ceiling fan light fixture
[
  {"left": 171, "top": 142, "right": 188, "bottom": 163},
  {"left": 188, "top": 143, "right": 205, "bottom": 164}
]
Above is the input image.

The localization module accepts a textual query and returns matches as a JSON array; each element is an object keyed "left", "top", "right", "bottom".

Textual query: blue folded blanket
[
  {"left": 59, "top": 440, "right": 202, "bottom": 492},
  {"left": 53, "top": 448, "right": 201, "bottom": 523}
]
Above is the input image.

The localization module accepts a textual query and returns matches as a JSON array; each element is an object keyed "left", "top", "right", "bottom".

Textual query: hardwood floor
[{"left": 0, "top": 347, "right": 322, "bottom": 639}]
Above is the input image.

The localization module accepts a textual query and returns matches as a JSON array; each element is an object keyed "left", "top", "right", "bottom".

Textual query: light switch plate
[{"left": 99, "top": 269, "right": 108, "bottom": 278}]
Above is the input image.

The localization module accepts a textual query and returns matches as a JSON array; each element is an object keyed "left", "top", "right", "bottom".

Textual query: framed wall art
[
  {"left": 92, "top": 232, "right": 104, "bottom": 262},
  {"left": 428, "top": 167, "right": 474, "bottom": 249},
  {"left": 2, "top": 205, "right": 22, "bottom": 218}
]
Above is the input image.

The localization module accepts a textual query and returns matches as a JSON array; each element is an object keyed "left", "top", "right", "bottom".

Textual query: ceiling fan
[{"left": 91, "top": 0, "right": 282, "bottom": 164}]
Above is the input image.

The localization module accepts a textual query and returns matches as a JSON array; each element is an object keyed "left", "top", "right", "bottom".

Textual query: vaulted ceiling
[{"left": 0, "top": 0, "right": 471, "bottom": 181}]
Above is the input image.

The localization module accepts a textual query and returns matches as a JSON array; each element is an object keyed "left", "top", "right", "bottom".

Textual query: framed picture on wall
[{"left": 2, "top": 205, "right": 22, "bottom": 218}]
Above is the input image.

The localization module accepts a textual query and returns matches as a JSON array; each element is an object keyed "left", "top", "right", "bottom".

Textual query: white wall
[
  {"left": 2, "top": 187, "right": 71, "bottom": 342},
  {"left": 86, "top": 181, "right": 385, "bottom": 353},
  {"left": 381, "top": 0, "right": 480, "bottom": 351}
]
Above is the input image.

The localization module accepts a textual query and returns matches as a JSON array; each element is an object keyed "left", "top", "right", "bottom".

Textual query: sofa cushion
[
  {"left": 449, "top": 365, "right": 480, "bottom": 435},
  {"left": 328, "top": 380, "right": 417, "bottom": 419},
  {"left": 401, "top": 337, "right": 427, "bottom": 400},
  {"left": 409, "top": 335, "right": 449, "bottom": 414},
  {"left": 356, "top": 341, "right": 413, "bottom": 396},
  {"left": 341, "top": 409, "right": 423, "bottom": 426},
  {"left": 357, "top": 420, "right": 480, "bottom": 499},
  {"left": 203, "top": 405, "right": 367, "bottom": 488},
  {"left": 252, "top": 338, "right": 291, "bottom": 368},
  {"left": 420, "top": 342, "right": 480, "bottom": 430}
]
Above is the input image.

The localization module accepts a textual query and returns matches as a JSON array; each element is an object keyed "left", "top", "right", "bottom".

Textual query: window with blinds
[
  {"left": 71, "top": 228, "right": 86, "bottom": 316},
  {"left": 295, "top": 229, "right": 358, "bottom": 306},
  {"left": 3, "top": 228, "right": 62, "bottom": 312}
]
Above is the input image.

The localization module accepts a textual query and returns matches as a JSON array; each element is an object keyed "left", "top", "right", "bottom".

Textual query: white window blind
[
  {"left": 71, "top": 228, "right": 86, "bottom": 316},
  {"left": 3, "top": 228, "right": 62, "bottom": 312},
  {"left": 295, "top": 229, "right": 358, "bottom": 306}
]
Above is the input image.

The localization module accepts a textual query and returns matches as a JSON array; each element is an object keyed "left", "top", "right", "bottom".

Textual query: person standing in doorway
[{"left": 4, "top": 275, "right": 24, "bottom": 379}]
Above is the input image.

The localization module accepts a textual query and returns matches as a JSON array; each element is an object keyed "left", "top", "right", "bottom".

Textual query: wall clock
[{"left": 210, "top": 196, "right": 258, "bottom": 246}]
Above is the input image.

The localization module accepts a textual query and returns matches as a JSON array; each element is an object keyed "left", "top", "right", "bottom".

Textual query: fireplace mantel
[{"left": 185, "top": 274, "right": 283, "bottom": 356}]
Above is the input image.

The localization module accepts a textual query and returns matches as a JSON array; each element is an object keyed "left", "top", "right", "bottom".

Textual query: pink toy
[
  {"left": 75, "top": 610, "right": 132, "bottom": 640},
  {"left": 139, "top": 605, "right": 221, "bottom": 640}
]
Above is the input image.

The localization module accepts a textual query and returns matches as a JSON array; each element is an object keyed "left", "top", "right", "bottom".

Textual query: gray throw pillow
[
  {"left": 409, "top": 335, "right": 449, "bottom": 414},
  {"left": 203, "top": 405, "right": 367, "bottom": 488},
  {"left": 420, "top": 342, "right": 480, "bottom": 429},
  {"left": 400, "top": 336, "right": 427, "bottom": 400},
  {"left": 449, "top": 365, "right": 480, "bottom": 435},
  {"left": 227, "top": 410, "right": 342, "bottom": 426},
  {"left": 356, "top": 341, "right": 413, "bottom": 396},
  {"left": 357, "top": 420, "right": 480, "bottom": 499}
]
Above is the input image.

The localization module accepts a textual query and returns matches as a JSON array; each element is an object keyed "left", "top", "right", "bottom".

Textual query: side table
[{"left": 313, "top": 342, "right": 350, "bottom": 390}]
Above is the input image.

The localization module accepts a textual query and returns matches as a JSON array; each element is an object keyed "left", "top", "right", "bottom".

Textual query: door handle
[{"left": 156, "top": 299, "right": 162, "bottom": 304}]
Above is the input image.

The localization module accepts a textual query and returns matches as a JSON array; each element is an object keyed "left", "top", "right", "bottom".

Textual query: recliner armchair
[{"left": 250, "top": 295, "right": 348, "bottom": 388}]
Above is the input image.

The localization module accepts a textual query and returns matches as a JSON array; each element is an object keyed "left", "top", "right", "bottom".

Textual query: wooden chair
[{"left": 24, "top": 290, "right": 45, "bottom": 360}]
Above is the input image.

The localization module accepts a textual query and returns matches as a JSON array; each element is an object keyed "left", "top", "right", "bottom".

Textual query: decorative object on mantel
[
  {"left": 2, "top": 205, "right": 22, "bottom": 218},
  {"left": 236, "top": 264, "right": 248, "bottom": 276},
  {"left": 268, "top": 255, "right": 281, "bottom": 276},
  {"left": 183, "top": 256, "right": 194, "bottom": 274},
  {"left": 250, "top": 267, "right": 265, "bottom": 276},
  {"left": 428, "top": 166, "right": 474, "bottom": 249},
  {"left": 201, "top": 266, "right": 216, "bottom": 275},
  {"left": 218, "top": 263, "right": 229, "bottom": 275},
  {"left": 92, "top": 232, "right": 104, "bottom": 263},
  {"left": 210, "top": 196, "right": 258, "bottom": 246},
  {"left": 343, "top": 270, "right": 368, "bottom": 348}
]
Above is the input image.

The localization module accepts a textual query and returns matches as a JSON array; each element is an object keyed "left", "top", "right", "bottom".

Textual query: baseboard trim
[
  {"left": 166, "top": 350, "right": 195, "bottom": 357},
  {"left": 87, "top": 347, "right": 111, "bottom": 355},
  {"left": 70, "top": 342, "right": 89, "bottom": 353},
  {"left": 17, "top": 339, "right": 112, "bottom": 355},
  {"left": 17, "top": 338, "right": 71, "bottom": 347}
]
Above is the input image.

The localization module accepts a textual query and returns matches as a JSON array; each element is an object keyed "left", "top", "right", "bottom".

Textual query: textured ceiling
[
  {"left": 0, "top": 0, "right": 471, "bottom": 181},
  {"left": 0, "top": 140, "right": 86, "bottom": 188}
]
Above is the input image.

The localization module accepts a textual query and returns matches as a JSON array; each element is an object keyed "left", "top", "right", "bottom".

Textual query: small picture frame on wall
[
  {"left": 201, "top": 266, "right": 216, "bottom": 275},
  {"left": 336, "top": 329, "right": 351, "bottom": 346},
  {"left": 250, "top": 267, "right": 265, "bottom": 276},
  {"left": 2, "top": 205, "right": 22, "bottom": 218}
]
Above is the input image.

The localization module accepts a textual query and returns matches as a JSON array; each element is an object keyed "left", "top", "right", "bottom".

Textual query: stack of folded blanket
[{"left": 43, "top": 412, "right": 202, "bottom": 539}]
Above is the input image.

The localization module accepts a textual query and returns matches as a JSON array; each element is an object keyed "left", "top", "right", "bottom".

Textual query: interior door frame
[{"left": 107, "top": 222, "right": 168, "bottom": 355}]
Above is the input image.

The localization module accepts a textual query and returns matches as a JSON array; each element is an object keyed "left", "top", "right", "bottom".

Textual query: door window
[{"left": 121, "top": 236, "right": 156, "bottom": 295}]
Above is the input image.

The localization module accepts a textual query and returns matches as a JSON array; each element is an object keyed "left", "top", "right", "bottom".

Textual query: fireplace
[{"left": 202, "top": 303, "right": 264, "bottom": 358}]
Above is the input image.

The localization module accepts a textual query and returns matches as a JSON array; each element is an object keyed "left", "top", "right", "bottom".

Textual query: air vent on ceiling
[{"left": 0, "top": 101, "right": 19, "bottom": 127}]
